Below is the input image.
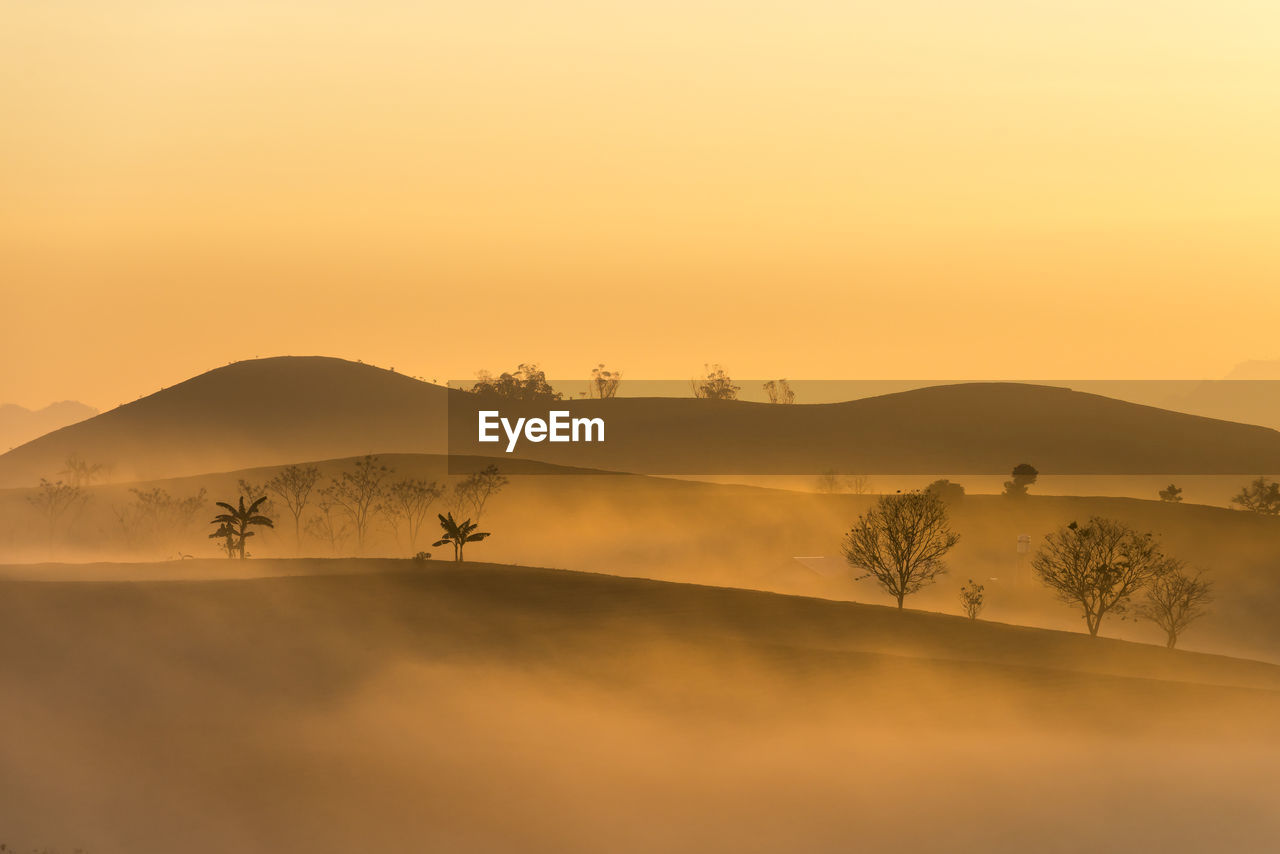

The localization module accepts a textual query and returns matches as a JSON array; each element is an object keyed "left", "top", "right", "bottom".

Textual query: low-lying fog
[{"left": 1, "top": 567, "right": 1279, "bottom": 854}]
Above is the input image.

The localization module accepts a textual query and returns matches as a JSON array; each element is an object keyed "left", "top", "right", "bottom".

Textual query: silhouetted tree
[
  {"left": 386, "top": 478, "right": 444, "bottom": 550},
  {"left": 324, "top": 455, "right": 392, "bottom": 552},
  {"left": 209, "top": 522, "right": 237, "bottom": 558},
  {"left": 691, "top": 364, "right": 739, "bottom": 400},
  {"left": 432, "top": 512, "right": 490, "bottom": 562},
  {"left": 238, "top": 479, "right": 275, "bottom": 519},
  {"left": 265, "top": 464, "right": 321, "bottom": 553},
  {"left": 1158, "top": 483, "right": 1183, "bottom": 503},
  {"left": 816, "top": 469, "right": 843, "bottom": 493},
  {"left": 927, "top": 479, "right": 966, "bottom": 503},
  {"left": 452, "top": 464, "right": 508, "bottom": 522},
  {"left": 1136, "top": 564, "right": 1213, "bottom": 649},
  {"left": 1231, "top": 476, "right": 1280, "bottom": 515},
  {"left": 842, "top": 491, "right": 961, "bottom": 608},
  {"left": 1003, "top": 463, "right": 1039, "bottom": 498},
  {"left": 816, "top": 470, "right": 873, "bottom": 494},
  {"left": 114, "top": 487, "right": 207, "bottom": 556},
  {"left": 59, "top": 454, "right": 106, "bottom": 488},
  {"left": 589, "top": 364, "right": 622, "bottom": 399},
  {"left": 305, "top": 499, "right": 352, "bottom": 554},
  {"left": 1031, "top": 517, "right": 1171, "bottom": 638},
  {"left": 210, "top": 496, "right": 274, "bottom": 559},
  {"left": 959, "top": 579, "right": 985, "bottom": 619},
  {"left": 472, "top": 364, "right": 562, "bottom": 401},
  {"left": 26, "top": 478, "right": 85, "bottom": 556},
  {"left": 762, "top": 379, "right": 795, "bottom": 404}
]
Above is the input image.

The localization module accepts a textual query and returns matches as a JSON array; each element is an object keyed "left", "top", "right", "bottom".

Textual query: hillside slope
[
  {"left": 0, "top": 357, "right": 451, "bottom": 486},
  {"left": 6, "top": 357, "right": 1280, "bottom": 486},
  {"left": 2, "top": 564, "right": 1279, "bottom": 854}
]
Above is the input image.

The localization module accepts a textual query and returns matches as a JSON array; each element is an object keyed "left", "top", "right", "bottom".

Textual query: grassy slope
[
  {"left": 3, "top": 455, "right": 1280, "bottom": 660},
  {"left": 3, "top": 562, "right": 1280, "bottom": 854}
]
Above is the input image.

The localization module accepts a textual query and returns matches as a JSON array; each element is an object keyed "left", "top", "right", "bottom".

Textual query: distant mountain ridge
[
  {"left": 3, "top": 356, "right": 1280, "bottom": 487},
  {"left": 0, "top": 400, "right": 98, "bottom": 453}
]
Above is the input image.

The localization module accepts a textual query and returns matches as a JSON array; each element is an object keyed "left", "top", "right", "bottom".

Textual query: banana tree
[
  {"left": 210, "top": 496, "right": 274, "bottom": 559},
  {"left": 432, "top": 512, "right": 490, "bottom": 562},
  {"left": 208, "top": 522, "right": 237, "bottom": 558}
]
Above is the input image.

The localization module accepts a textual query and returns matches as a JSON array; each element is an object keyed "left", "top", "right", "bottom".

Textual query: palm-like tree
[
  {"left": 209, "top": 522, "right": 237, "bottom": 558},
  {"left": 432, "top": 512, "right": 490, "bottom": 562},
  {"left": 210, "top": 496, "right": 274, "bottom": 559}
]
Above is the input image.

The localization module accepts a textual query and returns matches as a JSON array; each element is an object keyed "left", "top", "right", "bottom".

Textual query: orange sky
[{"left": 3, "top": 1, "right": 1279, "bottom": 409}]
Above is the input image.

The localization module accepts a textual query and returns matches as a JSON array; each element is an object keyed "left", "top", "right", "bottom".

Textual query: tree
[
  {"left": 238, "top": 479, "right": 274, "bottom": 518},
  {"left": 1003, "top": 463, "right": 1039, "bottom": 498},
  {"left": 114, "top": 487, "right": 206, "bottom": 556},
  {"left": 386, "top": 478, "right": 444, "bottom": 550},
  {"left": 842, "top": 491, "right": 961, "bottom": 609},
  {"left": 1231, "top": 476, "right": 1280, "bottom": 515},
  {"left": 691, "top": 364, "right": 739, "bottom": 400},
  {"left": 324, "top": 455, "right": 392, "bottom": 552},
  {"left": 762, "top": 379, "right": 795, "bottom": 404},
  {"left": 926, "top": 479, "right": 966, "bottom": 503},
  {"left": 209, "top": 522, "right": 237, "bottom": 558},
  {"left": 209, "top": 496, "right": 274, "bottom": 559},
  {"left": 589, "top": 364, "right": 622, "bottom": 399},
  {"left": 1136, "top": 565, "right": 1213, "bottom": 649},
  {"left": 817, "top": 470, "right": 873, "bottom": 494},
  {"left": 432, "top": 512, "right": 490, "bottom": 562},
  {"left": 472, "top": 364, "right": 562, "bottom": 401},
  {"left": 452, "top": 464, "right": 508, "bottom": 523},
  {"left": 959, "top": 579, "right": 985, "bottom": 620},
  {"left": 265, "top": 464, "right": 321, "bottom": 553},
  {"left": 305, "top": 499, "right": 352, "bottom": 555},
  {"left": 26, "top": 478, "right": 85, "bottom": 556},
  {"left": 1158, "top": 483, "right": 1183, "bottom": 503},
  {"left": 1031, "top": 517, "right": 1171, "bottom": 638},
  {"left": 59, "top": 454, "right": 106, "bottom": 488}
]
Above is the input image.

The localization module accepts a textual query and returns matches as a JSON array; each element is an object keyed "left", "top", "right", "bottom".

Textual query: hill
[
  {"left": 2, "top": 563, "right": 1279, "bottom": 853},
  {"left": 0, "top": 400, "right": 97, "bottom": 453},
  {"left": 6, "top": 356, "right": 1280, "bottom": 486},
  {"left": 0, "top": 357, "right": 451, "bottom": 486}
]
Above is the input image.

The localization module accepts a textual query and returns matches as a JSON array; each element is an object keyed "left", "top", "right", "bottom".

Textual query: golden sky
[{"left": 3, "top": 1, "right": 1279, "bottom": 409}]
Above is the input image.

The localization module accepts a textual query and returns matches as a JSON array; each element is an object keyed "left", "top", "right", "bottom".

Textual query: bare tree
[
  {"left": 1231, "top": 476, "right": 1280, "bottom": 515},
  {"left": 816, "top": 470, "right": 873, "bottom": 494},
  {"left": 305, "top": 499, "right": 352, "bottom": 555},
  {"left": 385, "top": 478, "right": 444, "bottom": 550},
  {"left": 323, "top": 455, "right": 392, "bottom": 552},
  {"left": 114, "top": 487, "right": 207, "bottom": 557},
  {"left": 1137, "top": 565, "right": 1213, "bottom": 649},
  {"left": 59, "top": 454, "right": 106, "bottom": 488},
  {"left": 842, "top": 490, "right": 961, "bottom": 609},
  {"left": 846, "top": 474, "right": 873, "bottom": 495},
  {"left": 959, "top": 579, "right": 985, "bottom": 620},
  {"left": 762, "top": 379, "right": 795, "bottom": 404},
  {"left": 265, "top": 464, "right": 321, "bottom": 553},
  {"left": 27, "top": 478, "right": 85, "bottom": 556},
  {"left": 691, "top": 364, "right": 739, "bottom": 400},
  {"left": 589, "top": 364, "right": 622, "bottom": 399},
  {"left": 1031, "top": 517, "right": 1171, "bottom": 638},
  {"left": 452, "top": 464, "right": 508, "bottom": 523}
]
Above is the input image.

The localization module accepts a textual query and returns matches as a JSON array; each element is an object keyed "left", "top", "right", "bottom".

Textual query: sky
[{"left": 3, "top": 0, "right": 1279, "bottom": 410}]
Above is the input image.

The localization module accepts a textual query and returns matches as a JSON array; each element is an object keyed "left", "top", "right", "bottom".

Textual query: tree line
[
  {"left": 841, "top": 489, "right": 1215, "bottom": 648},
  {"left": 20, "top": 453, "right": 506, "bottom": 561}
]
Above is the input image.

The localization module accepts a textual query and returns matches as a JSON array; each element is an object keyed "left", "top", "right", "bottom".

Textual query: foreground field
[{"left": 2, "top": 560, "right": 1279, "bottom": 853}]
